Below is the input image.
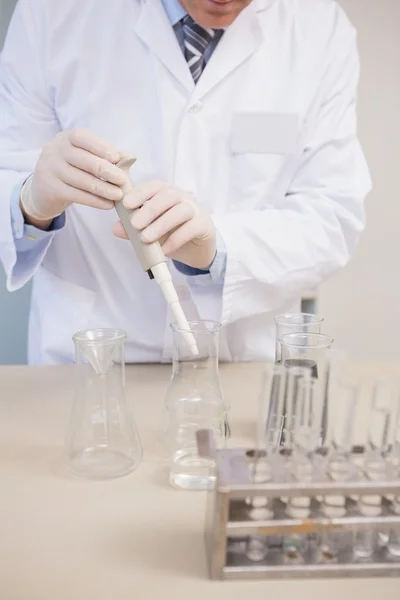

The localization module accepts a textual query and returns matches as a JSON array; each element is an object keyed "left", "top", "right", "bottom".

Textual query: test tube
[
  {"left": 262, "top": 363, "right": 314, "bottom": 453},
  {"left": 388, "top": 497, "right": 400, "bottom": 558},
  {"left": 354, "top": 379, "right": 394, "bottom": 559},
  {"left": 387, "top": 383, "right": 400, "bottom": 557},
  {"left": 261, "top": 364, "right": 289, "bottom": 453},
  {"left": 292, "top": 376, "right": 324, "bottom": 460},
  {"left": 285, "top": 377, "right": 321, "bottom": 562},
  {"left": 248, "top": 368, "right": 275, "bottom": 522},
  {"left": 280, "top": 333, "right": 334, "bottom": 446},
  {"left": 319, "top": 379, "right": 359, "bottom": 561},
  {"left": 246, "top": 364, "right": 311, "bottom": 562},
  {"left": 245, "top": 365, "right": 277, "bottom": 562},
  {"left": 245, "top": 456, "right": 274, "bottom": 562}
]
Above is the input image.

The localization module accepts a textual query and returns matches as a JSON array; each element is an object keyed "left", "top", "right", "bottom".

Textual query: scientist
[{"left": 0, "top": 0, "right": 371, "bottom": 364}]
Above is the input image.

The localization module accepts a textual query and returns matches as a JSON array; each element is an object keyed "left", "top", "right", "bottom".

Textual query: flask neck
[
  {"left": 169, "top": 356, "right": 223, "bottom": 406},
  {"left": 169, "top": 322, "right": 223, "bottom": 403},
  {"left": 172, "top": 355, "right": 219, "bottom": 375},
  {"left": 73, "top": 329, "right": 127, "bottom": 377}
]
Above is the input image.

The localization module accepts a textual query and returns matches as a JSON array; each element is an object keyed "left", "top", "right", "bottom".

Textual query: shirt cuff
[
  {"left": 172, "top": 230, "right": 227, "bottom": 285},
  {"left": 10, "top": 182, "right": 66, "bottom": 251},
  {"left": 7, "top": 180, "right": 66, "bottom": 291}
]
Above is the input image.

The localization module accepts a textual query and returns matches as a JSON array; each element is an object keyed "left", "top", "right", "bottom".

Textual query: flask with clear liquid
[
  {"left": 164, "top": 320, "right": 230, "bottom": 490},
  {"left": 66, "top": 328, "right": 142, "bottom": 479}
]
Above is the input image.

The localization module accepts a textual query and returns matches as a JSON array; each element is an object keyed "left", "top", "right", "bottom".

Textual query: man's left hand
[{"left": 112, "top": 181, "right": 216, "bottom": 270}]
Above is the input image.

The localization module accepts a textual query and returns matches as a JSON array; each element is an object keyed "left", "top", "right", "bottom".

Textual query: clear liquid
[
  {"left": 284, "top": 358, "right": 318, "bottom": 379},
  {"left": 169, "top": 448, "right": 216, "bottom": 490},
  {"left": 269, "top": 359, "right": 319, "bottom": 448},
  {"left": 167, "top": 396, "right": 226, "bottom": 490}
]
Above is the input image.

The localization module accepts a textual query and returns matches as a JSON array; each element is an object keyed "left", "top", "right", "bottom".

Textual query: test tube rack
[{"left": 197, "top": 430, "right": 400, "bottom": 581}]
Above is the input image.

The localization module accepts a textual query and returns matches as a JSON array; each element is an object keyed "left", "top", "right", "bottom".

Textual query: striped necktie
[{"left": 182, "top": 15, "right": 216, "bottom": 83}]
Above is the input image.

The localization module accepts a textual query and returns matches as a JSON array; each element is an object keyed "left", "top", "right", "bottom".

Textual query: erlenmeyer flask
[
  {"left": 164, "top": 320, "right": 230, "bottom": 490},
  {"left": 66, "top": 328, "right": 142, "bottom": 479}
]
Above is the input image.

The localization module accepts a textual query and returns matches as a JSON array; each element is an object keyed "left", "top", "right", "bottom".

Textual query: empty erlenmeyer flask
[
  {"left": 164, "top": 320, "right": 230, "bottom": 490},
  {"left": 66, "top": 328, "right": 142, "bottom": 479}
]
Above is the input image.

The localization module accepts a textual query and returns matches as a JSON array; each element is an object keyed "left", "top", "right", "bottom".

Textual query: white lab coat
[{"left": 0, "top": 0, "right": 371, "bottom": 365}]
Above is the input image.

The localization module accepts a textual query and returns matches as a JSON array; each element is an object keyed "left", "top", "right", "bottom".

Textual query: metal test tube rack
[{"left": 197, "top": 430, "right": 400, "bottom": 581}]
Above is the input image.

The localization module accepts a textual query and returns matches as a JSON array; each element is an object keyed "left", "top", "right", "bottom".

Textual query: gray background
[
  {"left": 0, "top": 0, "right": 399, "bottom": 363},
  {"left": 0, "top": 0, "right": 30, "bottom": 364}
]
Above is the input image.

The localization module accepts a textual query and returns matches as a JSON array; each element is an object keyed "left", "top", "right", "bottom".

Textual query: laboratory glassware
[
  {"left": 165, "top": 320, "right": 229, "bottom": 490},
  {"left": 247, "top": 365, "right": 284, "bottom": 521},
  {"left": 274, "top": 313, "right": 323, "bottom": 364},
  {"left": 247, "top": 363, "right": 313, "bottom": 563},
  {"left": 259, "top": 363, "right": 312, "bottom": 453},
  {"left": 244, "top": 365, "right": 282, "bottom": 561},
  {"left": 355, "top": 379, "right": 397, "bottom": 558},
  {"left": 389, "top": 388, "right": 400, "bottom": 557},
  {"left": 292, "top": 376, "right": 324, "bottom": 460},
  {"left": 285, "top": 377, "right": 323, "bottom": 561},
  {"left": 320, "top": 379, "right": 359, "bottom": 561},
  {"left": 280, "top": 332, "right": 334, "bottom": 445},
  {"left": 66, "top": 328, "right": 142, "bottom": 479},
  {"left": 245, "top": 455, "right": 274, "bottom": 562}
]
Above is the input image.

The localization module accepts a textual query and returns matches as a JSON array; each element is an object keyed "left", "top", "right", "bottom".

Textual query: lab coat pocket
[
  {"left": 30, "top": 267, "right": 97, "bottom": 364},
  {"left": 229, "top": 112, "right": 300, "bottom": 209}
]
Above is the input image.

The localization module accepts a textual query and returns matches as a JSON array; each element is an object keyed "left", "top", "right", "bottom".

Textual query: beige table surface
[{"left": 1, "top": 362, "right": 400, "bottom": 600}]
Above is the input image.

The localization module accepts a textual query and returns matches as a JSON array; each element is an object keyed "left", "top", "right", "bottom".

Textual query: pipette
[{"left": 115, "top": 156, "right": 199, "bottom": 357}]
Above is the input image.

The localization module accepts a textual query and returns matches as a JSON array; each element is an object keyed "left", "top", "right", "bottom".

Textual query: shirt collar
[{"left": 161, "top": 0, "right": 187, "bottom": 26}]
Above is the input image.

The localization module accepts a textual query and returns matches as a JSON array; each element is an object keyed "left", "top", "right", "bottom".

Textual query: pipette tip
[{"left": 190, "top": 343, "right": 200, "bottom": 357}]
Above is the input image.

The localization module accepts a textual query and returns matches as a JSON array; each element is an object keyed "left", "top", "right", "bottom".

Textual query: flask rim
[
  {"left": 274, "top": 313, "right": 324, "bottom": 326},
  {"left": 170, "top": 320, "right": 222, "bottom": 334},
  {"left": 73, "top": 328, "right": 127, "bottom": 346},
  {"left": 280, "top": 332, "right": 333, "bottom": 349}
]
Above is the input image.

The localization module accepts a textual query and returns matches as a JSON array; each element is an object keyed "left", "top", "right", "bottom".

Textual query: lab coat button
[{"left": 189, "top": 101, "right": 204, "bottom": 114}]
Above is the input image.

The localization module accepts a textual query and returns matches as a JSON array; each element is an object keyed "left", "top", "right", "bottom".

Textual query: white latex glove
[
  {"left": 112, "top": 181, "right": 217, "bottom": 270},
  {"left": 20, "top": 129, "right": 126, "bottom": 223}
]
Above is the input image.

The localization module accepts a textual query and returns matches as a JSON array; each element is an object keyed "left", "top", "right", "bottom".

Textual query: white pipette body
[{"left": 115, "top": 156, "right": 199, "bottom": 357}]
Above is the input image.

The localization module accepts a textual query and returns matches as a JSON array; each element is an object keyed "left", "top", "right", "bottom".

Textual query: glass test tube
[
  {"left": 246, "top": 364, "right": 312, "bottom": 562},
  {"left": 320, "top": 380, "right": 359, "bottom": 561},
  {"left": 246, "top": 364, "right": 279, "bottom": 563},
  {"left": 246, "top": 456, "right": 274, "bottom": 562},
  {"left": 280, "top": 333, "right": 334, "bottom": 447},
  {"left": 354, "top": 379, "right": 395, "bottom": 559},
  {"left": 385, "top": 381, "right": 400, "bottom": 557},
  {"left": 285, "top": 377, "right": 322, "bottom": 561}
]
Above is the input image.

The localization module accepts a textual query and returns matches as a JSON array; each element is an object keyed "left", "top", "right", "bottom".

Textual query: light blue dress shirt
[
  {"left": 162, "top": 0, "right": 187, "bottom": 26},
  {"left": 9, "top": 0, "right": 226, "bottom": 286},
  {"left": 10, "top": 178, "right": 65, "bottom": 287},
  {"left": 163, "top": 0, "right": 224, "bottom": 66}
]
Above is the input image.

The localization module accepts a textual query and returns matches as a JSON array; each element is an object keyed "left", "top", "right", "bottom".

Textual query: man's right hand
[{"left": 20, "top": 129, "right": 126, "bottom": 229}]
